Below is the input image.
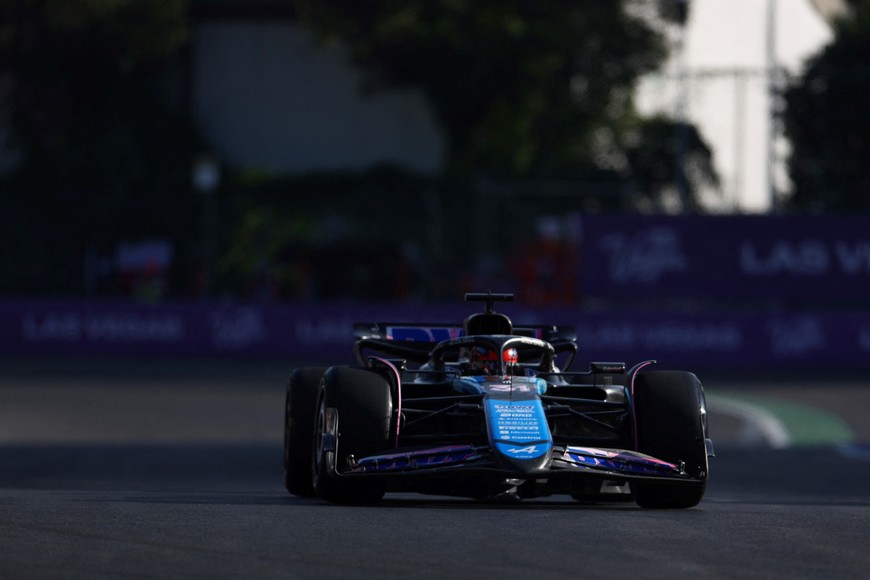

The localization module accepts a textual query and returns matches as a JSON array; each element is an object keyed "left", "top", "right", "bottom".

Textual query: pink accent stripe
[
  {"left": 629, "top": 360, "right": 656, "bottom": 451},
  {"left": 371, "top": 357, "right": 402, "bottom": 448}
]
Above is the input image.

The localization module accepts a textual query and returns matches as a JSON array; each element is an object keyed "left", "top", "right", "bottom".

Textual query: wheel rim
[{"left": 312, "top": 395, "right": 326, "bottom": 489}]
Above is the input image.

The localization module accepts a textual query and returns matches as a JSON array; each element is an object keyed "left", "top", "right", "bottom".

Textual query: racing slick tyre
[
  {"left": 284, "top": 367, "right": 327, "bottom": 497},
  {"left": 632, "top": 371, "right": 709, "bottom": 509},
  {"left": 312, "top": 366, "right": 392, "bottom": 504}
]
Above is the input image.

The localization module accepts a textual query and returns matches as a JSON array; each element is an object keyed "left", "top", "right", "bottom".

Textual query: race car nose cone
[{"left": 486, "top": 398, "right": 553, "bottom": 472}]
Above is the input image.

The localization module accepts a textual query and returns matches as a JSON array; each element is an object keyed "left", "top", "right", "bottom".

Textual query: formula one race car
[{"left": 283, "top": 293, "right": 714, "bottom": 508}]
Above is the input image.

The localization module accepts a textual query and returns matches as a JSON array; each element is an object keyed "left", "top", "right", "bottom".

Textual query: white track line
[{"left": 707, "top": 395, "right": 791, "bottom": 449}]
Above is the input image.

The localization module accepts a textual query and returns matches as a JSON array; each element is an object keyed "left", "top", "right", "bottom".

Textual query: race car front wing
[{"left": 346, "top": 443, "right": 697, "bottom": 482}]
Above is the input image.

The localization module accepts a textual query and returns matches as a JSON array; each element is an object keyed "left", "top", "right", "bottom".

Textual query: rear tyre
[
  {"left": 632, "top": 371, "right": 709, "bottom": 509},
  {"left": 312, "top": 366, "right": 392, "bottom": 504},
  {"left": 284, "top": 367, "right": 326, "bottom": 497}
]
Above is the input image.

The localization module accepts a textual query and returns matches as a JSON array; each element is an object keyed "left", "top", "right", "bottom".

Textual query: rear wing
[{"left": 353, "top": 323, "right": 576, "bottom": 344}]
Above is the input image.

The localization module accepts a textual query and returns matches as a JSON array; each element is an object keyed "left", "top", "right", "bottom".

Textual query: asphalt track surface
[{"left": 2, "top": 358, "right": 869, "bottom": 579}]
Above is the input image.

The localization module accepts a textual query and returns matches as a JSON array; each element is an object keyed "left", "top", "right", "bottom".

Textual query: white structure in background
[
  {"left": 193, "top": 22, "right": 445, "bottom": 175},
  {"left": 637, "top": 0, "right": 844, "bottom": 213}
]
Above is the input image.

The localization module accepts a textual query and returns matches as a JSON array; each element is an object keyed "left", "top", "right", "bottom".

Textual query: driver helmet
[{"left": 502, "top": 347, "right": 519, "bottom": 374}]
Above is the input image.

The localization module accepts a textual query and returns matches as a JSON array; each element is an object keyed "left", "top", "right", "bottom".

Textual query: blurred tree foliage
[
  {"left": 0, "top": 0, "right": 203, "bottom": 294},
  {"left": 783, "top": 0, "right": 870, "bottom": 212},
  {"left": 218, "top": 167, "right": 446, "bottom": 300},
  {"left": 0, "top": 0, "right": 717, "bottom": 298},
  {"left": 293, "top": 1, "right": 701, "bottom": 185}
]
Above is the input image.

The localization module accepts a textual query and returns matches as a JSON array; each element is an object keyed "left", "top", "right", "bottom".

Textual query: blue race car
[{"left": 283, "top": 293, "right": 713, "bottom": 508}]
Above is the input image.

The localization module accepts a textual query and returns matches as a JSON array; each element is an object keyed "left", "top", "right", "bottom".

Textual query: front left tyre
[{"left": 312, "top": 366, "right": 393, "bottom": 504}]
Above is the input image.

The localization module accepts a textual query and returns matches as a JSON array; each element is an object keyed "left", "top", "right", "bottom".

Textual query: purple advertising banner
[
  {"left": 579, "top": 215, "right": 870, "bottom": 300},
  {"left": 2, "top": 299, "right": 870, "bottom": 371}
]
